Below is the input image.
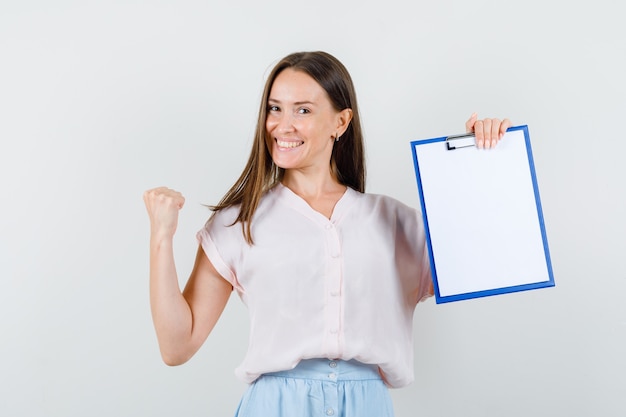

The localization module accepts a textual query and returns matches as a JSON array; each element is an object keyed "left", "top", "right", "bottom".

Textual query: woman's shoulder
[
  {"left": 206, "top": 203, "right": 240, "bottom": 227},
  {"left": 357, "top": 190, "right": 418, "bottom": 214},
  {"left": 206, "top": 186, "right": 278, "bottom": 227}
]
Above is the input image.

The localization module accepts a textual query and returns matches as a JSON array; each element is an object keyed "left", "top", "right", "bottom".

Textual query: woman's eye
[
  {"left": 298, "top": 108, "right": 310, "bottom": 114},
  {"left": 268, "top": 105, "right": 280, "bottom": 112}
]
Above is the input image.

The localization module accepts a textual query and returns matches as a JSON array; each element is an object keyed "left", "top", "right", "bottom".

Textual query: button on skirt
[{"left": 233, "top": 359, "right": 395, "bottom": 417}]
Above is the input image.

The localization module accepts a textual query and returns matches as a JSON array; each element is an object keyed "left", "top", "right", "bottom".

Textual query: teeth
[{"left": 277, "top": 140, "right": 303, "bottom": 148}]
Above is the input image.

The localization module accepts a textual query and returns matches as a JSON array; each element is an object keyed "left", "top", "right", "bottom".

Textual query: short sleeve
[
  {"left": 196, "top": 209, "right": 245, "bottom": 294},
  {"left": 396, "top": 202, "right": 434, "bottom": 304},
  {"left": 411, "top": 206, "right": 433, "bottom": 302}
]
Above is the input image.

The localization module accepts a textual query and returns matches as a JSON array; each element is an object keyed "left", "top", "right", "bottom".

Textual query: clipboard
[{"left": 410, "top": 125, "right": 555, "bottom": 303}]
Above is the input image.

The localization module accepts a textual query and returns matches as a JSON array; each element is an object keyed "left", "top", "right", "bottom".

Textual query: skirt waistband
[{"left": 264, "top": 359, "right": 381, "bottom": 382}]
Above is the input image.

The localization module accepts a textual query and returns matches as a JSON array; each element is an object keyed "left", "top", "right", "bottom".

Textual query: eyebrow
[{"left": 268, "top": 98, "right": 316, "bottom": 106}]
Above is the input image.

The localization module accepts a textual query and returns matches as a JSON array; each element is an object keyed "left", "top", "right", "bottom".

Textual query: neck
[
  {"left": 281, "top": 169, "right": 345, "bottom": 199},
  {"left": 281, "top": 170, "right": 347, "bottom": 220}
]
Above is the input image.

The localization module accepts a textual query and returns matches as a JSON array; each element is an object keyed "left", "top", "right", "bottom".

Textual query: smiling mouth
[{"left": 276, "top": 139, "right": 304, "bottom": 149}]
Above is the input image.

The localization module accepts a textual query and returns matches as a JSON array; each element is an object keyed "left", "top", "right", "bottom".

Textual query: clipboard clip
[{"left": 445, "top": 133, "right": 475, "bottom": 150}]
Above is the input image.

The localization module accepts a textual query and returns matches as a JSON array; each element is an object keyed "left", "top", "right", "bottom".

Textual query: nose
[{"left": 269, "top": 111, "right": 295, "bottom": 134}]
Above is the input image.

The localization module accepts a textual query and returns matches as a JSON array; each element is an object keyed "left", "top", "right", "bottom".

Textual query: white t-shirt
[{"left": 197, "top": 183, "right": 432, "bottom": 388}]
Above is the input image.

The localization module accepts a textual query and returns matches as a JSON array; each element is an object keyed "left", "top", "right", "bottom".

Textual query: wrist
[{"left": 150, "top": 232, "right": 174, "bottom": 250}]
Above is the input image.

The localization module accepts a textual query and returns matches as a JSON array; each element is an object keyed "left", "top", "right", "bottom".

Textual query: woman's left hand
[{"left": 465, "top": 113, "right": 512, "bottom": 149}]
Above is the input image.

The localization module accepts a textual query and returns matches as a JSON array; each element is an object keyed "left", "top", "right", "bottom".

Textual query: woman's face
[{"left": 266, "top": 68, "right": 348, "bottom": 174}]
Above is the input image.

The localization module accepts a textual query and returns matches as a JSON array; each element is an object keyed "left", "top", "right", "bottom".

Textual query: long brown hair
[{"left": 211, "top": 51, "right": 366, "bottom": 243}]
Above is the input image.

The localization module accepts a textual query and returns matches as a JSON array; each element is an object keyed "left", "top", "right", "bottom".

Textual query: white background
[{"left": 1, "top": 1, "right": 624, "bottom": 416}]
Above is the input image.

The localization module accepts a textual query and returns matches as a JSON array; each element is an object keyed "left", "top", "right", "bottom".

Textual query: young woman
[{"left": 143, "top": 51, "right": 511, "bottom": 417}]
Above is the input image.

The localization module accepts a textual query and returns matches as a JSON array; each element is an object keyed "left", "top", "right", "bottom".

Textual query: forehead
[{"left": 269, "top": 68, "right": 329, "bottom": 103}]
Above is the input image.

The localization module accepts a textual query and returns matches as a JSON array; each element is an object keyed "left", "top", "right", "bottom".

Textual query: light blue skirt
[{"left": 233, "top": 359, "right": 395, "bottom": 417}]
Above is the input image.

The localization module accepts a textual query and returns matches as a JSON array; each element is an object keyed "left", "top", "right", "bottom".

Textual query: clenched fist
[{"left": 143, "top": 187, "right": 185, "bottom": 240}]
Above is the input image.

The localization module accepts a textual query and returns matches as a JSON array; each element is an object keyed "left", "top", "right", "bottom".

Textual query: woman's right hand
[
  {"left": 143, "top": 187, "right": 231, "bottom": 366},
  {"left": 143, "top": 187, "right": 185, "bottom": 240}
]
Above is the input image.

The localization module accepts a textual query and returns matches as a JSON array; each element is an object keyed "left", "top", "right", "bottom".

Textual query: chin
[
  {"left": 272, "top": 159, "right": 296, "bottom": 170},
  {"left": 271, "top": 151, "right": 299, "bottom": 170}
]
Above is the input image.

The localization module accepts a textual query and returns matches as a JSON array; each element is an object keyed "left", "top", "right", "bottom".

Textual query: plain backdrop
[{"left": 1, "top": 1, "right": 625, "bottom": 416}]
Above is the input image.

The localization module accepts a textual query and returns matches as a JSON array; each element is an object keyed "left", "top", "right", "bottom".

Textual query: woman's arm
[{"left": 144, "top": 187, "right": 232, "bottom": 365}]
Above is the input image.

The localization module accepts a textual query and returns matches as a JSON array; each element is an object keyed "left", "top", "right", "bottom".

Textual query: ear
[{"left": 335, "top": 108, "right": 353, "bottom": 137}]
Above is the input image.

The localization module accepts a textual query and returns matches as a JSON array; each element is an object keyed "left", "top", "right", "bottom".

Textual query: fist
[{"left": 143, "top": 187, "right": 185, "bottom": 239}]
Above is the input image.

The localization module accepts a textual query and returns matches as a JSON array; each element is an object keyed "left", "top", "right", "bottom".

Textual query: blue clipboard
[{"left": 411, "top": 125, "right": 555, "bottom": 303}]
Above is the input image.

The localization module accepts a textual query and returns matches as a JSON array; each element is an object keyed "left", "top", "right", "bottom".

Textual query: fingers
[
  {"left": 467, "top": 114, "right": 513, "bottom": 149},
  {"left": 143, "top": 187, "right": 185, "bottom": 238},
  {"left": 499, "top": 118, "right": 512, "bottom": 138},
  {"left": 144, "top": 187, "right": 185, "bottom": 210},
  {"left": 465, "top": 112, "right": 478, "bottom": 133}
]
